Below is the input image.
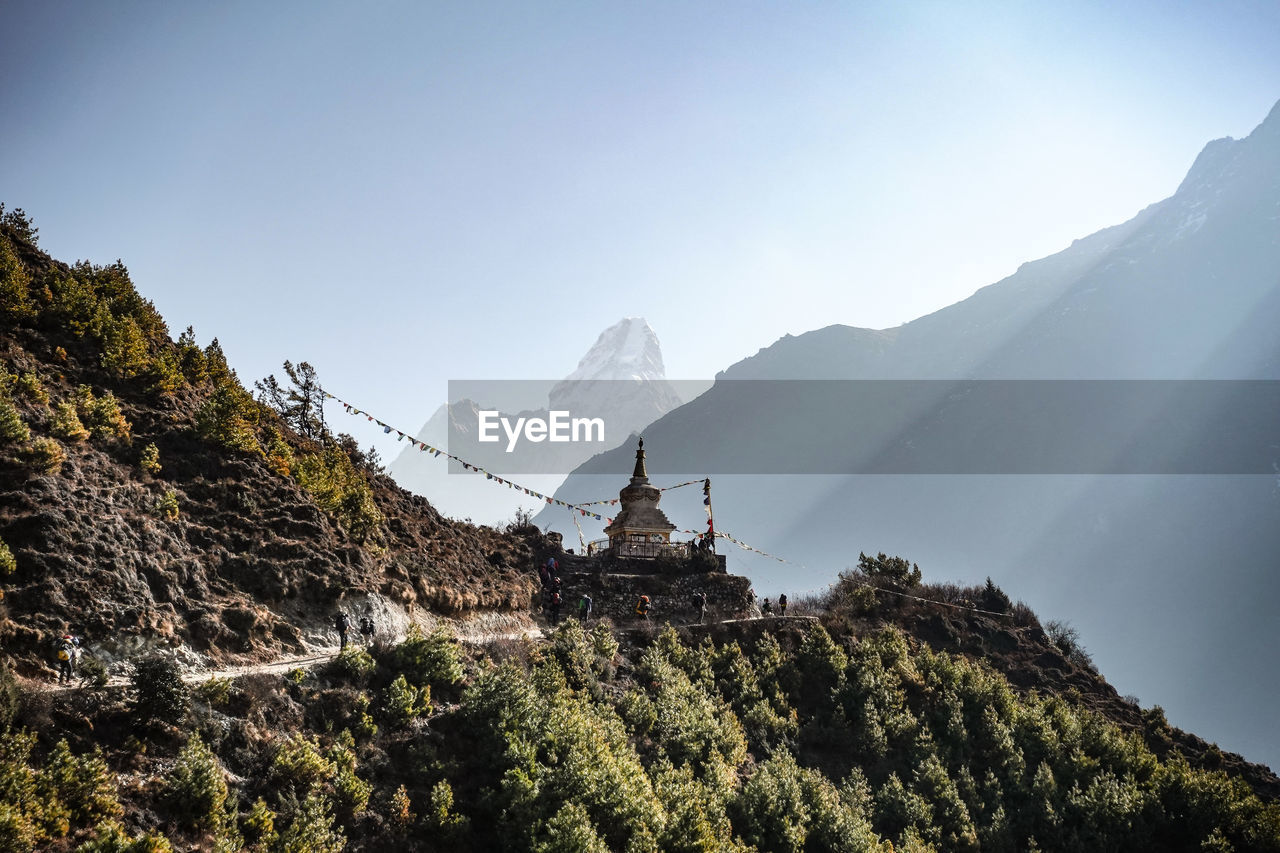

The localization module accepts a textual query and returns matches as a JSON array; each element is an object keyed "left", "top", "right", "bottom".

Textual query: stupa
[{"left": 601, "top": 438, "right": 677, "bottom": 558}]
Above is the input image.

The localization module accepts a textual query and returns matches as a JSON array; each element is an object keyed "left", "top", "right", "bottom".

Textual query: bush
[
  {"left": 0, "top": 396, "right": 30, "bottom": 444},
  {"left": 130, "top": 656, "right": 189, "bottom": 728},
  {"left": 0, "top": 204, "right": 38, "bottom": 246},
  {"left": 164, "top": 735, "right": 227, "bottom": 829},
  {"left": 146, "top": 349, "right": 183, "bottom": 395},
  {"left": 138, "top": 442, "right": 161, "bottom": 474},
  {"left": 72, "top": 386, "right": 131, "bottom": 442},
  {"left": 13, "top": 373, "right": 47, "bottom": 404},
  {"left": 193, "top": 677, "right": 233, "bottom": 708},
  {"left": 263, "top": 427, "right": 294, "bottom": 477},
  {"left": 176, "top": 327, "right": 207, "bottom": 384},
  {"left": 25, "top": 436, "right": 65, "bottom": 473},
  {"left": 240, "top": 798, "right": 277, "bottom": 849},
  {"left": 194, "top": 384, "right": 261, "bottom": 455},
  {"left": 0, "top": 232, "right": 36, "bottom": 323},
  {"left": 1044, "top": 620, "right": 1096, "bottom": 672},
  {"left": 51, "top": 402, "right": 90, "bottom": 442},
  {"left": 978, "top": 577, "right": 1012, "bottom": 614},
  {"left": 382, "top": 675, "right": 429, "bottom": 727},
  {"left": 295, "top": 445, "right": 382, "bottom": 541},
  {"left": 74, "top": 819, "right": 174, "bottom": 852},
  {"left": 43, "top": 739, "right": 123, "bottom": 828},
  {"left": 99, "top": 314, "right": 150, "bottom": 379},
  {"left": 153, "top": 490, "right": 179, "bottom": 521},
  {"left": 0, "top": 537, "right": 15, "bottom": 577},
  {"left": 326, "top": 738, "right": 371, "bottom": 820},
  {"left": 533, "top": 801, "right": 610, "bottom": 853},
  {"left": 388, "top": 784, "right": 414, "bottom": 833},
  {"left": 327, "top": 647, "right": 376, "bottom": 683},
  {"left": 0, "top": 663, "right": 18, "bottom": 731},
  {"left": 78, "top": 656, "right": 109, "bottom": 689},
  {"left": 274, "top": 793, "right": 344, "bottom": 853},
  {"left": 271, "top": 734, "right": 334, "bottom": 795},
  {"left": 856, "top": 552, "right": 922, "bottom": 590},
  {"left": 387, "top": 625, "right": 463, "bottom": 689}
]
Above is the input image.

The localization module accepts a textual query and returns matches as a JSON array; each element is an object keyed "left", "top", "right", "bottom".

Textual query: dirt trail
[
  {"left": 36, "top": 613, "right": 548, "bottom": 695},
  {"left": 37, "top": 614, "right": 811, "bottom": 694}
]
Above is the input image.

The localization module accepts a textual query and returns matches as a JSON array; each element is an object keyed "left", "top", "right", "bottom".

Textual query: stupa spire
[{"left": 632, "top": 437, "right": 648, "bottom": 482}]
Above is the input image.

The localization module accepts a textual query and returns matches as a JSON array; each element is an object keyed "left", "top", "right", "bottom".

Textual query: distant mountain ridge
[
  {"left": 545, "top": 98, "right": 1280, "bottom": 771},
  {"left": 725, "top": 98, "right": 1280, "bottom": 383}
]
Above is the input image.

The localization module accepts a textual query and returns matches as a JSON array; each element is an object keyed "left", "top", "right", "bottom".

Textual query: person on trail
[
  {"left": 579, "top": 593, "right": 593, "bottom": 623},
  {"left": 549, "top": 590, "right": 562, "bottom": 625},
  {"left": 778, "top": 593, "right": 788, "bottom": 617},
  {"left": 692, "top": 590, "right": 707, "bottom": 625},
  {"left": 761, "top": 598, "right": 773, "bottom": 617},
  {"left": 55, "top": 634, "right": 79, "bottom": 684},
  {"left": 333, "top": 612, "right": 351, "bottom": 651},
  {"left": 636, "top": 595, "right": 651, "bottom": 621},
  {"left": 359, "top": 614, "right": 376, "bottom": 646}
]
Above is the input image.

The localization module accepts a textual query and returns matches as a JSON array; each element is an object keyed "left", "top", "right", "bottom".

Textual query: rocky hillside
[{"left": 0, "top": 212, "right": 547, "bottom": 676}]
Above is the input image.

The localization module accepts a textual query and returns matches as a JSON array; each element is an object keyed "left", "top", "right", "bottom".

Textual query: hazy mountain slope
[{"left": 544, "top": 99, "right": 1280, "bottom": 771}]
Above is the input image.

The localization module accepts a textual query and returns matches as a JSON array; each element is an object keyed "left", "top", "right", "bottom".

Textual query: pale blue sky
[{"left": 3, "top": 1, "right": 1278, "bottom": 448}]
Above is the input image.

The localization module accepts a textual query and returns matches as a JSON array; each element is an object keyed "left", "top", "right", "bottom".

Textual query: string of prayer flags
[{"left": 319, "top": 389, "right": 678, "bottom": 529}]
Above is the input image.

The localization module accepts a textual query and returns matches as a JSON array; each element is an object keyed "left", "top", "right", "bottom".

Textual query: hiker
[
  {"left": 636, "top": 595, "right": 651, "bottom": 621},
  {"left": 778, "top": 593, "right": 788, "bottom": 616},
  {"left": 692, "top": 590, "right": 707, "bottom": 625},
  {"left": 579, "top": 593, "right": 593, "bottom": 623},
  {"left": 54, "top": 634, "right": 79, "bottom": 684},
  {"left": 761, "top": 598, "right": 773, "bottom": 617},
  {"left": 333, "top": 611, "right": 351, "bottom": 650},
  {"left": 549, "top": 590, "right": 562, "bottom": 625},
  {"left": 359, "top": 614, "right": 376, "bottom": 646}
]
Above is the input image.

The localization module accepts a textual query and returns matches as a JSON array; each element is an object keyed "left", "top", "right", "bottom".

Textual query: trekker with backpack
[
  {"left": 778, "top": 593, "right": 788, "bottom": 616},
  {"left": 359, "top": 614, "right": 376, "bottom": 646},
  {"left": 333, "top": 611, "right": 351, "bottom": 651},
  {"left": 54, "top": 634, "right": 79, "bottom": 684},
  {"left": 578, "top": 593, "right": 593, "bottom": 623},
  {"left": 692, "top": 590, "right": 707, "bottom": 625},
  {"left": 761, "top": 598, "right": 773, "bottom": 617},
  {"left": 636, "top": 595, "right": 651, "bottom": 621},
  {"left": 549, "top": 590, "right": 562, "bottom": 625}
]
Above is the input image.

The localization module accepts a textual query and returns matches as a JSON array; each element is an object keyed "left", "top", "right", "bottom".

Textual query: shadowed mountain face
[{"left": 545, "top": 99, "right": 1280, "bottom": 770}]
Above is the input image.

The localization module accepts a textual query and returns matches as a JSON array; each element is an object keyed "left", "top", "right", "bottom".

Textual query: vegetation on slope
[
  {"left": 0, "top": 208, "right": 542, "bottom": 673},
  {"left": 1, "top": 612, "right": 1277, "bottom": 852}
]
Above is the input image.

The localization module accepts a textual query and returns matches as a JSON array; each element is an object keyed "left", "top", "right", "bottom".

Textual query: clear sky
[{"left": 3, "top": 0, "right": 1279, "bottom": 449}]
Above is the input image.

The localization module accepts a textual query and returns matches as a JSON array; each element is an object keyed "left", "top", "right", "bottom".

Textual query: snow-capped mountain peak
[{"left": 563, "top": 317, "right": 666, "bottom": 382}]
